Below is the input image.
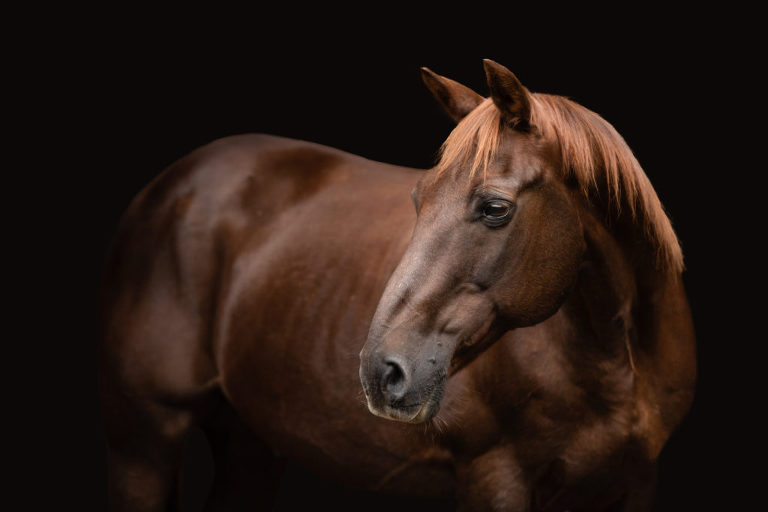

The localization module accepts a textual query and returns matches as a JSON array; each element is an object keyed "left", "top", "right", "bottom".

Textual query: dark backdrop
[{"left": 64, "top": 18, "right": 758, "bottom": 511}]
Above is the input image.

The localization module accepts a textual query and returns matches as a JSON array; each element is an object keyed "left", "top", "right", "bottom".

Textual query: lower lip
[
  {"left": 367, "top": 384, "right": 441, "bottom": 423},
  {"left": 409, "top": 401, "right": 436, "bottom": 423}
]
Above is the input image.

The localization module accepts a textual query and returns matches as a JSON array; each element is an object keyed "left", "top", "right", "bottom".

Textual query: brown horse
[{"left": 99, "top": 60, "right": 696, "bottom": 511}]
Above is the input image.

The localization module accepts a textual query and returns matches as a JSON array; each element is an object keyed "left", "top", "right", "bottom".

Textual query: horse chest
[{"left": 448, "top": 325, "right": 639, "bottom": 484}]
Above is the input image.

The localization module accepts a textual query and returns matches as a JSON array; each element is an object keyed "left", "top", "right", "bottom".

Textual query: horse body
[
  {"left": 99, "top": 62, "right": 695, "bottom": 511},
  {"left": 99, "top": 134, "right": 454, "bottom": 507}
]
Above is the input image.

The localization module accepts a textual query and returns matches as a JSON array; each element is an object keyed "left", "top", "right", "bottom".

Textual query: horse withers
[{"left": 99, "top": 60, "right": 696, "bottom": 511}]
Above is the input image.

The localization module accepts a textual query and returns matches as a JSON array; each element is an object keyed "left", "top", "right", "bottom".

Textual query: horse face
[{"left": 359, "top": 62, "right": 586, "bottom": 423}]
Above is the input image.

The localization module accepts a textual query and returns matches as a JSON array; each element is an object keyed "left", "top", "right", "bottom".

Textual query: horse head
[{"left": 359, "top": 60, "right": 588, "bottom": 422}]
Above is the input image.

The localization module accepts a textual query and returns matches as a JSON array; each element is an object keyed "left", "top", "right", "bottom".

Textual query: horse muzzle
[{"left": 359, "top": 349, "right": 448, "bottom": 423}]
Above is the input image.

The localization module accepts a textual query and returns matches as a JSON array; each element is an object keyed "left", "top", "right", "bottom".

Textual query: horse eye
[
  {"left": 480, "top": 200, "right": 515, "bottom": 226},
  {"left": 482, "top": 201, "right": 512, "bottom": 218}
]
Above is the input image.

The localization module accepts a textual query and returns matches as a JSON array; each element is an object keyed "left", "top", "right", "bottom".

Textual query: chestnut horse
[{"left": 99, "top": 60, "right": 696, "bottom": 511}]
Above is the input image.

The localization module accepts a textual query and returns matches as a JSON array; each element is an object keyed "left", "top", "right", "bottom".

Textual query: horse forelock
[{"left": 435, "top": 94, "right": 683, "bottom": 274}]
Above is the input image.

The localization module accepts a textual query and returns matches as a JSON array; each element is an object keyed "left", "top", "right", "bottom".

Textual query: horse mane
[{"left": 436, "top": 95, "right": 684, "bottom": 274}]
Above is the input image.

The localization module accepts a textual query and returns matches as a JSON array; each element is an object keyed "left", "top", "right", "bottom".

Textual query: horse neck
[
  {"left": 566, "top": 201, "right": 696, "bottom": 447},
  {"left": 560, "top": 205, "right": 640, "bottom": 372}
]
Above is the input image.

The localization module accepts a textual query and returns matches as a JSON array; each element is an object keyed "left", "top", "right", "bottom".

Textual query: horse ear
[
  {"left": 483, "top": 59, "right": 532, "bottom": 128},
  {"left": 421, "top": 67, "right": 484, "bottom": 123}
]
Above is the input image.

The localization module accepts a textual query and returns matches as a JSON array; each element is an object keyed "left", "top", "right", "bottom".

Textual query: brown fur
[{"left": 99, "top": 62, "right": 696, "bottom": 511}]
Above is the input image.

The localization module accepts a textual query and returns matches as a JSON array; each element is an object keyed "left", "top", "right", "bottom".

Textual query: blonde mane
[{"left": 436, "top": 95, "right": 683, "bottom": 273}]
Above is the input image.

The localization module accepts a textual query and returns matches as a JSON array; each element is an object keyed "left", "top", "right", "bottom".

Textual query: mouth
[{"left": 365, "top": 376, "right": 446, "bottom": 423}]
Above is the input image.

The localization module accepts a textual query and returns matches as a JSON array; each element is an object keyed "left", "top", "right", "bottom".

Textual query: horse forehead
[
  {"left": 497, "top": 133, "right": 554, "bottom": 176},
  {"left": 471, "top": 149, "right": 548, "bottom": 189},
  {"left": 480, "top": 133, "right": 553, "bottom": 182},
  {"left": 424, "top": 133, "right": 555, "bottom": 195},
  {"left": 425, "top": 160, "right": 542, "bottom": 198}
]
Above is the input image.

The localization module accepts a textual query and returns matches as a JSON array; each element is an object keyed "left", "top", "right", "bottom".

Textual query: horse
[{"left": 98, "top": 59, "right": 696, "bottom": 511}]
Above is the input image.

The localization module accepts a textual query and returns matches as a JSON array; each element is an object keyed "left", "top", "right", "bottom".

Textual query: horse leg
[
  {"left": 102, "top": 388, "right": 194, "bottom": 512},
  {"left": 202, "top": 403, "right": 284, "bottom": 511},
  {"left": 455, "top": 446, "right": 531, "bottom": 512}
]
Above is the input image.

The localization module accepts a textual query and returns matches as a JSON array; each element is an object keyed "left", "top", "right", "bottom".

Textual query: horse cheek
[{"left": 499, "top": 187, "right": 585, "bottom": 327}]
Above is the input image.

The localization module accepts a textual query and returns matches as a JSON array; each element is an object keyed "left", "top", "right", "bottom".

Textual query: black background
[{"left": 27, "top": 12, "right": 759, "bottom": 511}]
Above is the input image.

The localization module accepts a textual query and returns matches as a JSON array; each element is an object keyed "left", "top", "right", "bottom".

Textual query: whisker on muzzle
[{"left": 356, "top": 388, "right": 368, "bottom": 406}]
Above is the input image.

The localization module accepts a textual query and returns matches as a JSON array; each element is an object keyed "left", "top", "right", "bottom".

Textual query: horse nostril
[{"left": 381, "top": 360, "right": 407, "bottom": 401}]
